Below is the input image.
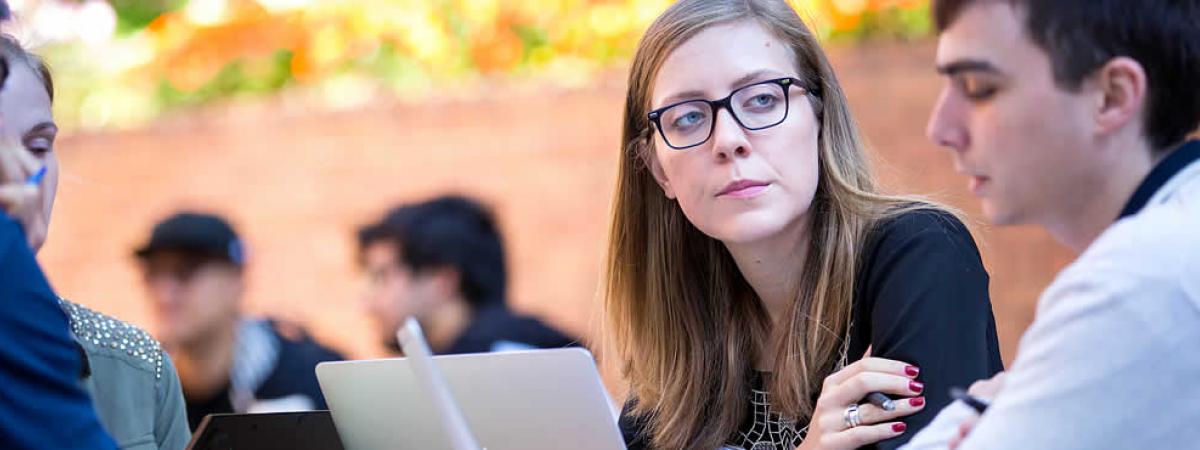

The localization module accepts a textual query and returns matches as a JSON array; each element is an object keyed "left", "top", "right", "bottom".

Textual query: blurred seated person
[
  {"left": 357, "top": 195, "right": 577, "bottom": 355},
  {"left": 0, "top": 33, "right": 188, "bottom": 449},
  {"left": 0, "top": 31, "right": 117, "bottom": 450},
  {"left": 134, "top": 212, "right": 343, "bottom": 430}
]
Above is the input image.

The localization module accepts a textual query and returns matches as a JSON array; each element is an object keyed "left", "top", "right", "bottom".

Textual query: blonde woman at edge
[{"left": 606, "top": 1, "right": 1002, "bottom": 449}]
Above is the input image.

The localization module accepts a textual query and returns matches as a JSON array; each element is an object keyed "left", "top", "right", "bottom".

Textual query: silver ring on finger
[{"left": 843, "top": 403, "right": 863, "bottom": 429}]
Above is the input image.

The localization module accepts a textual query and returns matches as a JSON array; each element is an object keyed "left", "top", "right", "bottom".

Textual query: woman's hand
[
  {"left": 0, "top": 139, "right": 46, "bottom": 248},
  {"left": 797, "top": 357, "right": 926, "bottom": 450}
]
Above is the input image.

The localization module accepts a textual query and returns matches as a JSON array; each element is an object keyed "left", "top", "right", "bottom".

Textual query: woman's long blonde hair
[{"left": 604, "top": 0, "right": 939, "bottom": 448}]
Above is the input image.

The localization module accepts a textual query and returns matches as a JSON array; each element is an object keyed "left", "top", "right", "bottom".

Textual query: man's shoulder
[
  {"left": 245, "top": 319, "right": 339, "bottom": 409},
  {"left": 268, "top": 319, "right": 344, "bottom": 363},
  {"left": 1104, "top": 157, "right": 1200, "bottom": 255},
  {"left": 1084, "top": 191, "right": 1200, "bottom": 280},
  {"left": 1033, "top": 194, "right": 1200, "bottom": 338},
  {"left": 61, "top": 299, "right": 167, "bottom": 379},
  {"left": 471, "top": 306, "right": 578, "bottom": 350}
]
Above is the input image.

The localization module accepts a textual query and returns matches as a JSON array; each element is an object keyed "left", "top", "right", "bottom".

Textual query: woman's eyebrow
[{"left": 656, "top": 69, "right": 786, "bottom": 107}]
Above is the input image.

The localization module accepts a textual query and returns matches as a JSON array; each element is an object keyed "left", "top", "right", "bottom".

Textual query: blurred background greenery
[{"left": 12, "top": 0, "right": 930, "bottom": 130}]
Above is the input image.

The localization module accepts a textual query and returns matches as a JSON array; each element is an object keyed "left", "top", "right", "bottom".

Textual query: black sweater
[{"left": 620, "top": 208, "right": 1004, "bottom": 450}]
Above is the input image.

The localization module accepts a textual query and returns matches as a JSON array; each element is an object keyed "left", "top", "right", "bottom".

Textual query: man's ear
[{"left": 1093, "top": 56, "right": 1148, "bottom": 138}]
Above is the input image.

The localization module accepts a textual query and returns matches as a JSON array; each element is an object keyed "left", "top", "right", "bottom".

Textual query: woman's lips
[{"left": 717, "top": 180, "right": 770, "bottom": 198}]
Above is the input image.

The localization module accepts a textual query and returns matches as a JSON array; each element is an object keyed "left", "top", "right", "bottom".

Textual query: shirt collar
[
  {"left": 1118, "top": 140, "right": 1200, "bottom": 220},
  {"left": 55, "top": 298, "right": 92, "bottom": 379}
]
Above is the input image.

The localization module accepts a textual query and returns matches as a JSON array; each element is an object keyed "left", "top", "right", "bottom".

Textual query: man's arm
[{"left": 954, "top": 240, "right": 1198, "bottom": 450}]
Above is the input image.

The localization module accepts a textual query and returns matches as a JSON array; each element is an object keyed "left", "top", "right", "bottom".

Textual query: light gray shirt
[{"left": 903, "top": 156, "right": 1200, "bottom": 450}]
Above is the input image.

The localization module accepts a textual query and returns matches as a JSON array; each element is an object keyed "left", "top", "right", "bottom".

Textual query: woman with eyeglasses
[{"left": 605, "top": 1, "right": 1003, "bottom": 449}]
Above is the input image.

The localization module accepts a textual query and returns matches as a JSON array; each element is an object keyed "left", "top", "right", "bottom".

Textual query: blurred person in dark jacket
[{"left": 357, "top": 195, "right": 577, "bottom": 355}]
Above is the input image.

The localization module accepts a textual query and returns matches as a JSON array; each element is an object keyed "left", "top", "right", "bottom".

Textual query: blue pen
[{"left": 26, "top": 166, "right": 47, "bottom": 185}]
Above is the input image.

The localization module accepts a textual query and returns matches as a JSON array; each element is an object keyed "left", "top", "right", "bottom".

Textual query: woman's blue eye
[
  {"left": 748, "top": 94, "right": 777, "bottom": 108},
  {"left": 672, "top": 111, "right": 704, "bottom": 128}
]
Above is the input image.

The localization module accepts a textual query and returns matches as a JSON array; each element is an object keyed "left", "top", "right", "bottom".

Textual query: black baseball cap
[{"left": 134, "top": 212, "right": 246, "bottom": 266}]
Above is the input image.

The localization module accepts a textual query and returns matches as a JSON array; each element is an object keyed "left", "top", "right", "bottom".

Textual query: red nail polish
[
  {"left": 906, "top": 366, "right": 920, "bottom": 377},
  {"left": 910, "top": 381, "right": 924, "bottom": 393},
  {"left": 909, "top": 397, "right": 925, "bottom": 407},
  {"left": 893, "top": 423, "right": 907, "bottom": 433}
]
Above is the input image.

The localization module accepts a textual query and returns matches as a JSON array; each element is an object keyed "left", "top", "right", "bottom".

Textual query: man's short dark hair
[
  {"left": 357, "top": 195, "right": 507, "bottom": 308},
  {"left": 933, "top": 0, "right": 1200, "bottom": 151}
]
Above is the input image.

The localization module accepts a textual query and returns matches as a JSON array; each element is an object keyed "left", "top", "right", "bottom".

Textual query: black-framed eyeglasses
[{"left": 647, "top": 77, "right": 812, "bottom": 150}]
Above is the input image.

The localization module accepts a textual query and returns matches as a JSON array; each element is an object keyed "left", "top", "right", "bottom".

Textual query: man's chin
[{"left": 981, "top": 201, "right": 1025, "bottom": 226}]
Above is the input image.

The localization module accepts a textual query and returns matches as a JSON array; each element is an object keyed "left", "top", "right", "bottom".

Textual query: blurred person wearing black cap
[
  {"left": 356, "top": 195, "right": 577, "bottom": 356},
  {"left": 135, "top": 211, "right": 344, "bottom": 431}
]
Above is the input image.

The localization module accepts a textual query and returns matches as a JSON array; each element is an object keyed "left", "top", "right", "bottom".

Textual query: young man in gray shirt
[{"left": 900, "top": 0, "right": 1200, "bottom": 449}]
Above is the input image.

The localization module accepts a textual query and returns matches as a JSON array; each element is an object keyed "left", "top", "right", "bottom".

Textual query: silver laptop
[{"left": 316, "top": 348, "right": 625, "bottom": 450}]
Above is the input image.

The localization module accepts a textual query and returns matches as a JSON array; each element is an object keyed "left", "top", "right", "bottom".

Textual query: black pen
[
  {"left": 949, "top": 387, "right": 989, "bottom": 413},
  {"left": 865, "top": 392, "right": 895, "bottom": 411}
]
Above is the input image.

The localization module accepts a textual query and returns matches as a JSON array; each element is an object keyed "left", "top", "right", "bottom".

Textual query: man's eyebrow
[{"left": 936, "top": 59, "right": 1004, "bottom": 76}]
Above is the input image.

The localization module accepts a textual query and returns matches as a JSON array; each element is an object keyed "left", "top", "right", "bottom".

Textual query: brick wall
[{"left": 40, "top": 42, "right": 1071, "bottom": 370}]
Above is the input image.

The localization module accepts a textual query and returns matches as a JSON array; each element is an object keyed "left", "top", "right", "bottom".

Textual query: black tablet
[{"left": 186, "top": 410, "right": 345, "bottom": 450}]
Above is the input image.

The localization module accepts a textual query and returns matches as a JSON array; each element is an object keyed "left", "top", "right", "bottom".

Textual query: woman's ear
[
  {"left": 639, "top": 138, "right": 676, "bottom": 199},
  {"left": 647, "top": 156, "right": 676, "bottom": 199}
]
